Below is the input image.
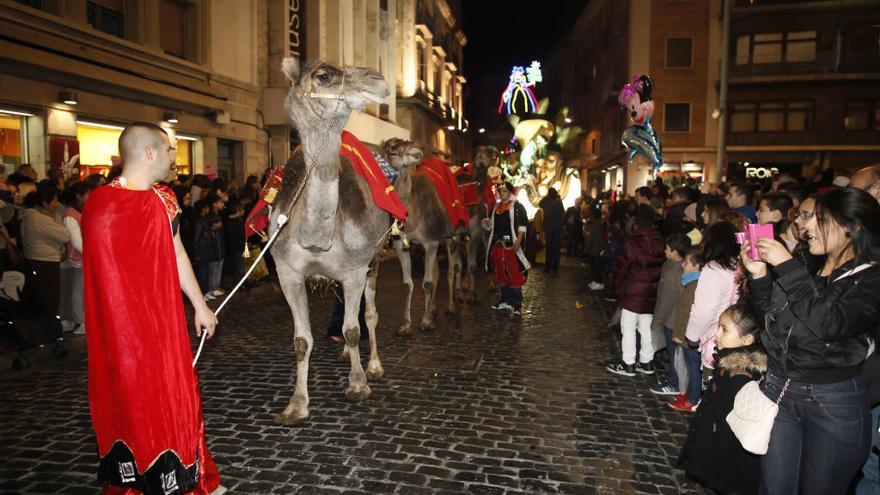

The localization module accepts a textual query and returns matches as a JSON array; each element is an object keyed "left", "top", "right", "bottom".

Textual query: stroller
[{"left": 0, "top": 270, "right": 66, "bottom": 370}]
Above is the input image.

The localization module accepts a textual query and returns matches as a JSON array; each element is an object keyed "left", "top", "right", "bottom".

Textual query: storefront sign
[
  {"left": 288, "top": 0, "right": 304, "bottom": 61},
  {"left": 745, "top": 166, "right": 779, "bottom": 179}
]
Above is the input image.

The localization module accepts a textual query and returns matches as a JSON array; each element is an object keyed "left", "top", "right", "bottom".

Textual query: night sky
[{"left": 462, "top": 0, "right": 590, "bottom": 130}]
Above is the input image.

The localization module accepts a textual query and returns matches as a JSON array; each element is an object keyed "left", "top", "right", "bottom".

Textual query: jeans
[
  {"left": 760, "top": 371, "right": 870, "bottom": 495},
  {"left": 208, "top": 261, "right": 224, "bottom": 292},
  {"left": 620, "top": 309, "right": 653, "bottom": 365},
  {"left": 682, "top": 346, "right": 702, "bottom": 403},
  {"left": 664, "top": 326, "right": 679, "bottom": 388},
  {"left": 588, "top": 255, "right": 605, "bottom": 284},
  {"left": 500, "top": 285, "right": 522, "bottom": 308},
  {"left": 855, "top": 404, "right": 880, "bottom": 495},
  {"left": 196, "top": 262, "right": 211, "bottom": 293}
]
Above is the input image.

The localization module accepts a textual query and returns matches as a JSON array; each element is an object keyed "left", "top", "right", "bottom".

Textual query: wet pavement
[{"left": 0, "top": 256, "right": 705, "bottom": 494}]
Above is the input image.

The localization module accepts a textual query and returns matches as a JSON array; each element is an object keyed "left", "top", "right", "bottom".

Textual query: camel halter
[{"left": 301, "top": 68, "right": 347, "bottom": 100}]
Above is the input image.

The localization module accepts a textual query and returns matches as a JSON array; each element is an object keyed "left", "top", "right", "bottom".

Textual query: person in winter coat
[
  {"left": 20, "top": 182, "right": 70, "bottom": 319},
  {"left": 685, "top": 222, "right": 742, "bottom": 372},
  {"left": 743, "top": 187, "right": 880, "bottom": 494},
  {"left": 649, "top": 233, "right": 691, "bottom": 396},
  {"left": 539, "top": 187, "right": 565, "bottom": 273},
  {"left": 670, "top": 249, "right": 703, "bottom": 412},
  {"left": 606, "top": 213, "right": 667, "bottom": 377},
  {"left": 682, "top": 303, "right": 766, "bottom": 494}
]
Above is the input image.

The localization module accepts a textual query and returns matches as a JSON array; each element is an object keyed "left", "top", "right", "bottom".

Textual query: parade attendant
[
  {"left": 486, "top": 181, "right": 530, "bottom": 316},
  {"left": 743, "top": 187, "right": 880, "bottom": 494},
  {"left": 82, "top": 123, "right": 221, "bottom": 494},
  {"left": 682, "top": 304, "right": 765, "bottom": 495}
]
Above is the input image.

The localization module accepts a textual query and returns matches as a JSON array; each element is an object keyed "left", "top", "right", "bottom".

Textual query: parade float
[{"left": 493, "top": 61, "right": 583, "bottom": 218}]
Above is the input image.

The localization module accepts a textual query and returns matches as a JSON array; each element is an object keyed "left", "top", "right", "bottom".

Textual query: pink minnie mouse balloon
[{"left": 619, "top": 75, "right": 655, "bottom": 125}]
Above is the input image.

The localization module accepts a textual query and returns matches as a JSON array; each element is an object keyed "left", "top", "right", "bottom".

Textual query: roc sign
[{"left": 745, "top": 166, "right": 779, "bottom": 179}]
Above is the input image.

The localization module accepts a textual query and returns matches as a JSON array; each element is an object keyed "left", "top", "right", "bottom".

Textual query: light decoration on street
[{"left": 497, "top": 61, "right": 542, "bottom": 115}]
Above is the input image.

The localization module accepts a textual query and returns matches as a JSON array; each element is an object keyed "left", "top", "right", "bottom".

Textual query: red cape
[
  {"left": 341, "top": 130, "right": 407, "bottom": 222},
  {"left": 83, "top": 182, "right": 219, "bottom": 494},
  {"left": 418, "top": 157, "right": 470, "bottom": 228}
]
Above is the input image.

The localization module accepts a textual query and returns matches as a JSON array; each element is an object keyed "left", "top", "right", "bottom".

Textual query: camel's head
[
  {"left": 383, "top": 138, "right": 423, "bottom": 172},
  {"left": 473, "top": 145, "right": 498, "bottom": 177},
  {"left": 282, "top": 58, "right": 390, "bottom": 130}
]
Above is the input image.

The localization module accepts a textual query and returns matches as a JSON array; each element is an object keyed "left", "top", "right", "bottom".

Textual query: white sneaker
[
  {"left": 204, "top": 293, "right": 215, "bottom": 301},
  {"left": 588, "top": 282, "right": 605, "bottom": 291},
  {"left": 492, "top": 302, "right": 513, "bottom": 311},
  {"left": 211, "top": 288, "right": 226, "bottom": 296}
]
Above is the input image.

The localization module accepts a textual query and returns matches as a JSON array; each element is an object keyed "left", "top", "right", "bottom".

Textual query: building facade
[
  {"left": 395, "top": 0, "right": 470, "bottom": 164},
  {"left": 545, "top": 0, "right": 723, "bottom": 197},
  {"left": 0, "top": 0, "right": 469, "bottom": 184},
  {"left": 725, "top": 0, "right": 880, "bottom": 180}
]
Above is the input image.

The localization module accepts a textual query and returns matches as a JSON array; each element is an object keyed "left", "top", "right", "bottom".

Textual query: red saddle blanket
[{"left": 417, "top": 157, "right": 470, "bottom": 228}]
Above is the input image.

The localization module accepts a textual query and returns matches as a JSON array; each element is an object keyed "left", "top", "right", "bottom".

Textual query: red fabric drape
[
  {"left": 340, "top": 131, "right": 407, "bottom": 222},
  {"left": 83, "top": 184, "right": 219, "bottom": 494},
  {"left": 417, "top": 157, "right": 470, "bottom": 228}
]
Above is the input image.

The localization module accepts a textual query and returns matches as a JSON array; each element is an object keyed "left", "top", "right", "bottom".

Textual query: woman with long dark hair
[{"left": 743, "top": 187, "right": 880, "bottom": 493}]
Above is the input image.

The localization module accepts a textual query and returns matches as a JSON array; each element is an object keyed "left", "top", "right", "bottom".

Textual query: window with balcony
[
  {"left": 844, "top": 99, "right": 880, "bottom": 131},
  {"left": 730, "top": 101, "right": 813, "bottom": 132},
  {"left": 664, "top": 103, "right": 691, "bottom": 133},
  {"left": 666, "top": 38, "right": 693, "bottom": 68},
  {"left": 88, "top": 0, "right": 125, "bottom": 39},
  {"left": 841, "top": 26, "right": 880, "bottom": 70},
  {"left": 735, "top": 31, "right": 816, "bottom": 66}
]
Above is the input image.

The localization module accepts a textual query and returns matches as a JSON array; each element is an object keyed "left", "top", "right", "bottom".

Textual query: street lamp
[
  {"left": 163, "top": 112, "right": 179, "bottom": 124},
  {"left": 59, "top": 91, "right": 78, "bottom": 105}
]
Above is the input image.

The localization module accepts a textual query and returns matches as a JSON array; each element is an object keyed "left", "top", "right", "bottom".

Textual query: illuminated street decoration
[{"left": 498, "top": 61, "right": 542, "bottom": 115}]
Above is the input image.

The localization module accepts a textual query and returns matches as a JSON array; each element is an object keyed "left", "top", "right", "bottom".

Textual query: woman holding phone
[{"left": 743, "top": 187, "right": 880, "bottom": 494}]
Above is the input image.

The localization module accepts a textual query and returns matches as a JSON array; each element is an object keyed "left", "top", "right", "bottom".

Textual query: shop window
[
  {"left": 87, "top": 0, "right": 125, "bottom": 39},
  {"left": 76, "top": 122, "right": 122, "bottom": 176},
  {"left": 0, "top": 114, "right": 25, "bottom": 168},
  {"left": 666, "top": 38, "right": 693, "bottom": 68},
  {"left": 664, "top": 103, "right": 691, "bottom": 133},
  {"left": 752, "top": 33, "right": 783, "bottom": 64},
  {"left": 730, "top": 103, "right": 756, "bottom": 132},
  {"left": 785, "top": 31, "right": 816, "bottom": 63},
  {"left": 174, "top": 138, "right": 193, "bottom": 176},
  {"left": 841, "top": 26, "right": 880, "bottom": 69}
]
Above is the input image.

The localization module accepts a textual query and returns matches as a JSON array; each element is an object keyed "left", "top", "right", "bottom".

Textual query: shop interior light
[
  {"left": 59, "top": 91, "right": 78, "bottom": 105},
  {"left": 176, "top": 134, "right": 198, "bottom": 141},
  {"left": 0, "top": 109, "right": 35, "bottom": 117},
  {"left": 478, "top": 128, "right": 485, "bottom": 133},
  {"left": 76, "top": 120, "right": 125, "bottom": 131},
  {"left": 163, "top": 112, "right": 179, "bottom": 124},
  {"left": 446, "top": 125, "right": 455, "bottom": 131}
]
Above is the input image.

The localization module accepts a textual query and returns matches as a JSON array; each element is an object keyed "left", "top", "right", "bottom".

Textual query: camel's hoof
[
  {"left": 420, "top": 320, "right": 436, "bottom": 331},
  {"left": 345, "top": 383, "right": 372, "bottom": 401},
  {"left": 274, "top": 412, "right": 309, "bottom": 425},
  {"left": 366, "top": 365, "right": 385, "bottom": 380},
  {"left": 397, "top": 323, "right": 412, "bottom": 336}
]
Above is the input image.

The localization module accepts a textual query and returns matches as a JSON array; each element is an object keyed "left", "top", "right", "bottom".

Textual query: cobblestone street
[{"left": 1, "top": 257, "right": 704, "bottom": 495}]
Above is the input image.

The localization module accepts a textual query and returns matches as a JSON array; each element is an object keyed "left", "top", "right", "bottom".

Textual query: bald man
[
  {"left": 82, "top": 123, "right": 223, "bottom": 494},
  {"left": 850, "top": 164, "right": 880, "bottom": 203}
]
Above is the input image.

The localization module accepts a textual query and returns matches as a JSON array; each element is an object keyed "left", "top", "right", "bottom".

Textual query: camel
[
  {"left": 460, "top": 145, "right": 497, "bottom": 302},
  {"left": 383, "top": 138, "right": 465, "bottom": 334},
  {"left": 269, "top": 58, "right": 391, "bottom": 425}
]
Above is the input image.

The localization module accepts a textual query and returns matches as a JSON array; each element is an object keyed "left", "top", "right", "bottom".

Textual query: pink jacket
[{"left": 684, "top": 261, "right": 740, "bottom": 367}]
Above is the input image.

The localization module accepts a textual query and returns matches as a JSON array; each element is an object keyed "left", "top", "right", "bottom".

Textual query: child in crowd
[
  {"left": 649, "top": 233, "right": 691, "bottom": 396},
  {"left": 224, "top": 199, "right": 247, "bottom": 284},
  {"left": 756, "top": 191, "right": 796, "bottom": 251},
  {"left": 607, "top": 213, "right": 666, "bottom": 377},
  {"left": 670, "top": 248, "right": 702, "bottom": 411},
  {"left": 681, "top": 303, "right": 766, "bottom": 495}
]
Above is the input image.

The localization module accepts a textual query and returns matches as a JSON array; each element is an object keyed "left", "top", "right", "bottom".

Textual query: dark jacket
[
  {"left": 564, "top": 205, "right": 581, "bottom": 233},
  {"left": 583, "top": 218, "right": 604, "bottom": 257},
  {"left": 651, "top": 259, "right": 684, "bottom": 334},
  {"left": 538, "top": 195, "right": 565, "bottom": 234},
  {"left": 749, "top": 258, "right": 880, "bottom": 383},
  {"left": 614, "top": 228, "right": 666, "bottom": 314},
  {"left": 672, "top": 276, "right": 699, "bottom": 344},
  {"left": 684, "top": 345, "right": 766, "bottom": 494}
]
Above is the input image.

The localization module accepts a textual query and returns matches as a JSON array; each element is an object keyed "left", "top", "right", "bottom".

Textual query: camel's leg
[
  {"left": 393, "top": 238, "right": 414, "bottom": 335},
  {"left": 341, "top": 269, "right": 371, "bottom": 401},
  {"left": 446, "top": 239, "right": 461, "bottom": 313},
  {"left": 274, "top": 267, "right": 313, "bottom": 425},
  {"left": 420, "top": 240, "right": 440, "bottom": 330},
  {"left": 364, "top": 260, "right": 384, "bottom": 380}
]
